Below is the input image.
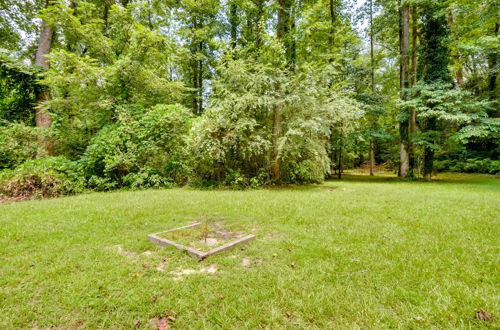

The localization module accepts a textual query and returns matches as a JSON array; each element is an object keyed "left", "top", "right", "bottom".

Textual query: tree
[
  {"left": 34, "top": 0, "right": 55, "bottom": 155},
  {"left": 418, "top": 0, "right": 452, "bottom": 179},
  {"left": 398, "top": 0, "right": 410, "bottom": 177}
]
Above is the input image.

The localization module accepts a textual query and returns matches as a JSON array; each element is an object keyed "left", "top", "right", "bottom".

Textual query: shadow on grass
[{"left": 328, "top": 172, "right": 498, "bottom": 186}]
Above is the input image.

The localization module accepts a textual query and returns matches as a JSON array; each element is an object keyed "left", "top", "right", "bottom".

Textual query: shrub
[
  {"left": 0, "top": 157, "right": 84, "bottom": 198},
  {"left": 189, "top": 58, "right": 360, "bottom": 186},
  {"left": 434, "top": 158, "right": 500, "bottom": 174},
  {"left": 0, "top": 122, "right": 45, "bottom": 170},
  {"left": 79, "top": 104, "right": 192, "bottom": 189}
]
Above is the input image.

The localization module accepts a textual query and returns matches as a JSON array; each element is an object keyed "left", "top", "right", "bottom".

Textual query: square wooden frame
[{"left": 148, "top": 222, "right": 255, "bottom": 260}]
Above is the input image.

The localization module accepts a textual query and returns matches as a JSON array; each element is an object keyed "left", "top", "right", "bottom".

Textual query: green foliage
[
  {"left": 0, "top": 156, "right": 84, "bottom": 198},
  {"left": 40, "top": 1, "right": 185, "bottom": 154},
  {"left": 402, "top": 82, "right": 498, "bottom": 151},
  {"left": 418, "top": 1, "right": 452, "bottom": 84},
  {"left": 434, "top": 158, "right": 500, "bottom": 174},
  {"left": 0, "top": 122, "right": 45, "bottom": 170},
  {"left": 0, "top": 52, "right": 39, "bottom": 123},
  {"left": 80, "top": 104, "right": 192, "bottom": 190},
  {"left": 190, "top": 56, "right": 360, "bottom": 185}
]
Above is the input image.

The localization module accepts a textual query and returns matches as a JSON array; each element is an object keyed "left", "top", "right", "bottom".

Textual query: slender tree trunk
[
  {"left": 408, "top": 4, "right": 417, "bottom": 177},
  {"left": 255, "top": 0, "right": 265, "bottom": 49},
  {"left": 447, "top": 9, "right": 465, "bottom": 87},
  {"left": 35, "top": 0, "right": 54, "bottom": 155},
  {"left": 229, "top": 1, "right": 238, "bottom": 48},
  {"left": 191, "top": 53, "right": 198, "bottom": 114},
  {"left": 338, "top": 131, "right": 343, "bottom": 180},
  {"left": 103, "top": 0, "right": 111, "bottom": 28},
  {"left": 488, "top": 22, "right": 499, "bottom": 100},
  {"left": 271, "top": 101, "right": 282, "bottom": 182},
  {"left": 423, "top": 118, "right": 435, "bottom": 180},
  {"left": 270, "top": 0, "right": 292, "bottom": 182},
  {"left": 369, "top": 0, "right": 376, "bottom": 176},
  {"left": 369, "top": 141, "right": 375, "bottom": 176},
  {"left": 147, "top": 0, "right": 154, "bottom": 30},
  {"left": 399, "top": 1, "right": 410, "bottom": 178},
  {"left": 289, "top": 3, "right": 296, "bottom": 68},
  {"left": 329, "top": 0, "right": 336, "bottom": 49},
  {"left": 198, "top": 41, "right": 203, "bottom": 113}
]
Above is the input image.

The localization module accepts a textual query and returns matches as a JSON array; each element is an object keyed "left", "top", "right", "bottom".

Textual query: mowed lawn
[{"left": 1, "top": 173, "right": 499, "bottom": 328}]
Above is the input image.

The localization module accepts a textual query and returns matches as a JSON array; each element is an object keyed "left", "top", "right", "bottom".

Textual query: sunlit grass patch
[{"left": 0, "top": 173, "right": 498, "bottom": 328}]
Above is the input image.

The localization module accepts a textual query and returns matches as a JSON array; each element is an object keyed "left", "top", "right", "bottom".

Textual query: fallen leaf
[
  {"left": 151, "top": 295, "right": 158, "bottom": 303},
  {"left": 218, "top": 294, "right": 225, "bottom": 299},
  {"left": 131, "top": 273, "right": 140, "bottom": 278},
  {"left": 290, "top": 262, "right": 296, "bottom": 268},
  {"left": 476, "top": 309, "right": 492, "bottom": 321},
  {"left": 285, "top": 311, "right": 292, "bottom": 318},
  {"left": 133, "top": 320, "right": 141, "bottom": 328}
]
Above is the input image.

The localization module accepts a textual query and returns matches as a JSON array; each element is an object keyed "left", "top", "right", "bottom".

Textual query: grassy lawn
[{"left": 1, "top": 173, "right": 499, "bottom": 328}]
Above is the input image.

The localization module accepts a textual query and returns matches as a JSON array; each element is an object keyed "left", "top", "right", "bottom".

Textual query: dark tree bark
[
  {"left": 419, "top": 2, "right": 451, "bottom": 180},
  {"left": 189, "top": 17, "right": 204, "bottom": 115},
  {"left": 488, "top": 22, "right": 499, "bottom": 100},
  {"left": 229, "top": 1, "right": 238, "bottom": 48},
  {"left": 329, "top": 0, "right": 336, "bottom": 49},
  {"left": 408, "top": 4, "right": 417, "bottom": 176},
  {"left": 369, "top": 0, "right": 375, "bottom": 176},
  {"left": 399, "top": 1, "right": 410, "bottom": 178},
  {"left": 103, "top": 0, "right": 111, "bottom": 28}
]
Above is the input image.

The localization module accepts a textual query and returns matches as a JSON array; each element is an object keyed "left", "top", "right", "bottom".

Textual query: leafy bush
[
  {"left": 189, "top": 58, "right": 360, "bottom": 186},
  {"left": 434, "top": 158, "right": 500, "bottom": 174},
  {"left": 80, "top": 104, "right": 192, "bottom": 189},
  {"left": 0, "top": 122, "right": 45, "bottom": 170},
  {"left": 0, "top": 156, "right": 84, "bottom": 198}
]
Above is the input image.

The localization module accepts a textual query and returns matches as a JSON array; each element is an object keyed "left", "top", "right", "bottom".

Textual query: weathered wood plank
[
  {"left": 148, "top": 234, "right": 205, "bottom": 259},
  {"left": 148, "top": 223, "right": 255, "bottom": 260},
  {"left": 202, "top": 234, "right": 255, "bottom": 259}
]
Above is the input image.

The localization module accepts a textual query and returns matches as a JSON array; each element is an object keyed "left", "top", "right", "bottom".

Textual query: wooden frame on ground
[{"left": 148, "top": 222, "right": 255, "bottom": 260}]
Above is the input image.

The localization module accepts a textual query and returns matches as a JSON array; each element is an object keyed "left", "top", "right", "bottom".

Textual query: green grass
[
  {"left": 1, "top": 173, "right": 499, "bottom": 328},
  {"left": 158, "top": 219, "right": 247, "bottom": 252}
]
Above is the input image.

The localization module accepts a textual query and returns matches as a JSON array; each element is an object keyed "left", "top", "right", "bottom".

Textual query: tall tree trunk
[
  {"left": 191, "top": 51, "right": 199, "bottom": 114},
  {"left": 329, "top": 0, "right": 336, "bottom": 50},
  {"left": 369, "top": 0, "right": 375, "bottom": 176},
  {"left": 103, "top": 0, "right": 111, "bottom": 29},
  {"left": 190, "top": 17, "right": 203, "bottom": 115},
  {"left": 229, "top": 1, "right": 238, "bottom": 48},
  {"left": 254, "top": 0, "right": 265, "bottom": 49},
  {"left": 270, "top": 0, "right": 292, "bottom": 182},
  {"left": 198, "top": 41, "right": 204, "bottom": 113},
  {"left": 35, "top": 0, "right": 54, "bottom": 155},
  {"left": 488, "top": 22, "right": 499, "bottom": 100},
  {"left": 408, "top": 4, "right": 417, "bottom": 176},
  {"left": 270, "top": 101, "right": 282, "bottom": 182},
  {"left": 420, "top": 2, "right": 451, "bottom": 180},
  {"left": 338, "top": 128, "right": 343, "bottom": 180},
  {"left": 399, "top": 1, "right": 410, "bottom": 178},
  {"left": 447, "top": 9, "right": 465, "bottom": 87},
  {"left": 147, "top": 0, "right": 154, "bottom": 30},
  {"left": 423, "top": 118, "right": 435, "bottom": 180},
  {"left": 289, "top": 3, "right": 296, "bottom": 67}
]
